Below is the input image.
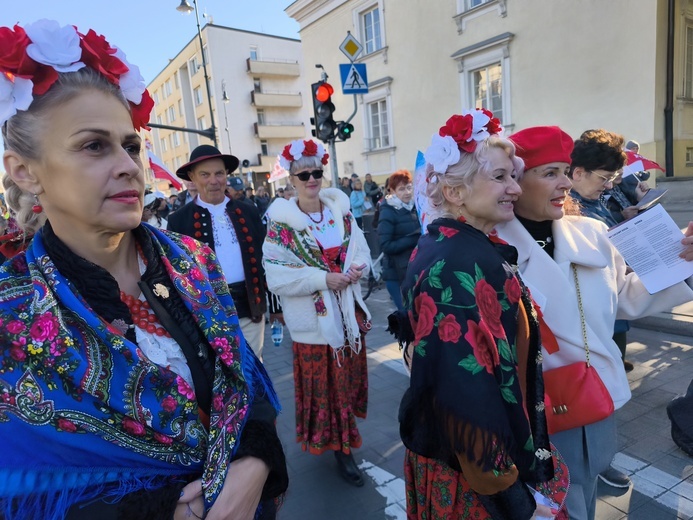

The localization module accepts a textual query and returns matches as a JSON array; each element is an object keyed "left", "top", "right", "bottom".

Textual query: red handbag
[
  {"left": 355, "top": 303, "right": 372, "bottom": 335},
  {"left": 543, "top": 265, "right": 614, "bottom": 435}
]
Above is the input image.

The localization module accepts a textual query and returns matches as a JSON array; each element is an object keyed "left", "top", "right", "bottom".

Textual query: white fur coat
[{"left": 262, "top": 188, "right": 372, "bottom": 350}]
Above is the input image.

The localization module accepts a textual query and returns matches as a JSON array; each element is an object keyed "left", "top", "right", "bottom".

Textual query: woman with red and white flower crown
[
  {"left": 396, "top": 109, "right": 570, "bottom": 519},
  {"left": 0, "top": 20, "right": 287, "bottom": 520},
  {"left": 262, "top": 139, "right": 373, "bottom": 487}
]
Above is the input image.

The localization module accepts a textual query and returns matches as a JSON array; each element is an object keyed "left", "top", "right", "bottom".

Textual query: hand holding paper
[{"left": 681, "top": 222, "right": 693, "bottom": 262}]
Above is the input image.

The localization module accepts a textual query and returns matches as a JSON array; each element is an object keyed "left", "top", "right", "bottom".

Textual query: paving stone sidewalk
[{"left": 260, "top": 283, "right": 693, "bottom": 519}]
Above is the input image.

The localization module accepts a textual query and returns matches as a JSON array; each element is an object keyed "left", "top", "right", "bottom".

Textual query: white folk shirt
[
  {"left": 196, "top": 196, "right": 245, "bottom": 284},
  {"left": 306, "top": 207, "right": 342, "bottom": 249}
]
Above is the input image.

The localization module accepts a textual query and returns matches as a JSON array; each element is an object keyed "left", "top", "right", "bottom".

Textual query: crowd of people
[{"left": 1, "top": 18, "right": 693, "bottom": 520}]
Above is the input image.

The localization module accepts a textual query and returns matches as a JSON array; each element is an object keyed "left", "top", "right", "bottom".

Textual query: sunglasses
[{"left": 291, "top": 169, "right": 324, "bottom": 182}]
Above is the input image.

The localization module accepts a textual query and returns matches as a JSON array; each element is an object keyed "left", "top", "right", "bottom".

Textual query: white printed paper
[{"left": 607, "top": 204, "right": 693, "bottom": 294}]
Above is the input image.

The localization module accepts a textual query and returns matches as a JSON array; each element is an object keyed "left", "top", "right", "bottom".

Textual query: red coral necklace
[
  {"left": 120, "top": 291, "right": 172, "bottom": 338},
  {"left": 297, "top": 200, "right": 324, "bottom": 224}
]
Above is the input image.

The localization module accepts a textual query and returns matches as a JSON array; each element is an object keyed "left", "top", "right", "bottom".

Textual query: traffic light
[
  {"left": 311, "top": 81, "right": 336, "bottom": 143},
  {"left": 337, "top": 122, "right": 354, "bottom": 141}
]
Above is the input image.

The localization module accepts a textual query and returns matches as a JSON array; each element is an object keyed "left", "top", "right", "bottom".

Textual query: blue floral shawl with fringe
[{"left": 0, "top": 224, "right": 279, "bottom": 519}]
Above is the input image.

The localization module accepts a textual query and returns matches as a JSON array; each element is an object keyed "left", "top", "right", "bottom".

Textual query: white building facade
[
  {"left": 287, "top": 0, "right": 693, "bottom": 183},
  {"left": 146, "top": 24, "right": 309, "bottom": 190}
]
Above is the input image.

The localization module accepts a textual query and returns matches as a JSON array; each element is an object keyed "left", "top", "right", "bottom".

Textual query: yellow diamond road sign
[{"left": 339, "top": 33, "right": 363, "bottom": 62}]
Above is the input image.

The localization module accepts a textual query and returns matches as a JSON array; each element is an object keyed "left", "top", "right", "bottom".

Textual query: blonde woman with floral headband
[
  {"left": 396, "top": 110, "right": 570, "bottom": 519},
  {"left": 0, "top": 20, "right": 287, "bottom": 520},
  {"left": 263, "top": 139, "right": 372, "bottom": 487}
]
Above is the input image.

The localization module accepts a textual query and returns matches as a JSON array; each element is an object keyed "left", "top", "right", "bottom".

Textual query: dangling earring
[{"left": 31, "top": 195, "right": 43, "bottom": 214}]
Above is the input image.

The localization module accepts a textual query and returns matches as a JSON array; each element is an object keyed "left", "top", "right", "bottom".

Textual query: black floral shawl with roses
[{"left": 399, "top": 218, "right": 553, "bottom": 484}]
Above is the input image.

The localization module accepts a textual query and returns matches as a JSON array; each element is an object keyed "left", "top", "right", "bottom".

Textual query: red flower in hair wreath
[
  {"left": 0, "top": 19, "right": 153, "bottom": 130},
  {"left": 424, "top": 108, "right": 503, "bottom": 174},
  {"left": 278, "top": 139, "right": 329, "bottom": 171}
]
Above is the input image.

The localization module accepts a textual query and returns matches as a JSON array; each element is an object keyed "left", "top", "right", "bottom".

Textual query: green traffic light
[{"left": 337, "top": 122, "right": 354, "bottom": 141}]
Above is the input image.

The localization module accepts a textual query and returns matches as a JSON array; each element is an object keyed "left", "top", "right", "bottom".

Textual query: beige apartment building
[
  {"left": 287, "top": 0, "right": 693, "bottom": 182},
  {"left": 145, "top": 24, "right": 309, "bottom": 191}
]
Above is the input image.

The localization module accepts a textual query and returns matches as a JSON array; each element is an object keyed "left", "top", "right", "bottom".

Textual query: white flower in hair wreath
[
  {"left": 0, "top": 75, "right": 33, "bottom": 124},
  {"left": 25, "top": 19, "right": 85, "bottom": 73},
  {"left": 423, "top": 108, "right": 503, "bottom": 174},
  {"left": 115, "top": 48, "right": 145, "bottom": 105},
  {"left": 278, "top": 139, "right": 328, "bottom": 171},
  {"left": 424, "top": 135, "right": 460, "bottom": 175},
  {"left": 464, "top": 108, "right": 493, "bottom": 142},
  {"left": 0, "top": 19, "right": 154, "bottom": 129},
  {"left": 289, "top": 140, "right": 307, "bottom": 163}
]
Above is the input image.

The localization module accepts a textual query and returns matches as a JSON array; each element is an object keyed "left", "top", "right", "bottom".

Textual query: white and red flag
[
  {"left": 145, "top": 140, "right": 182, "bottom": 190},
  {"left": 268, "top": 156, "right": 289, "bottom": 183},
  {"left": 623, "top": 150, "right": 664, "bottom": 178}
]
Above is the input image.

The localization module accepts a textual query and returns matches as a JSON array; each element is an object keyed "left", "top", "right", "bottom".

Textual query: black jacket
[
  {"left": 167, "top": 198, "right": 272, "bottom": 319},
  {"left": 171, "top": 190, "right": 192, "bottom": 212},
  {"left": 377, "top": 201, "right": 420, "bottom": 282}
]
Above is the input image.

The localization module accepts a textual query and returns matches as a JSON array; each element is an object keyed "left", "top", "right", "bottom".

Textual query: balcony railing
[
  {"left": 254, "top": 121, "right": 305, "bottom": 140},
  {"left": 246, "top": 58, "right": 300, "bottom": 77},
  {"left": 250, "top": 91, "right": 302, "bottom": 108}
]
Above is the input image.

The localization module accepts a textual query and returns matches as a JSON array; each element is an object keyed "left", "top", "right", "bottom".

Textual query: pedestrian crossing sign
[{"left": 339, "top": 63, "right": 368, "bottom": 94}]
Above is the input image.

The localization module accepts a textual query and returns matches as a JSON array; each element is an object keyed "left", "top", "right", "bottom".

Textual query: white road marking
[
  {"left": 366, "top": 358, "right": 693, "bottom": 518},
  {"left": 364, "top": 313, "right": 693, "bottom": 517},
  {"left": 359, "top": 460, "right": 407, "bottom": 519},
  {"left": 612, "top": 452, "right": 693, "bottom": 516}
]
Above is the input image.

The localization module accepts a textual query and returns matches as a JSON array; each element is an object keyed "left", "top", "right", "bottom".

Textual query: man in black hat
[{"left": 167, "top": 145, "right": 281, "bottom": 360}]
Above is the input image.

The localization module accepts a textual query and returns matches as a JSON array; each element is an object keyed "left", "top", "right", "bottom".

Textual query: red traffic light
[{"left": 315, "top": 83, "right": 334, "bottom": 102}]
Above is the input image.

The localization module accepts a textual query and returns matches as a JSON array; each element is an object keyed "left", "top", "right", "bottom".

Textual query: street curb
[{"left": 632, "top": 315, "right": 693, "bottom": 337}]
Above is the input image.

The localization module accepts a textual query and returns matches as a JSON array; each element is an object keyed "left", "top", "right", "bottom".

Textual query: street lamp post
[
  {"left": 222, "top": 79, "right": 232, "bottom": 154},
  {"left": 177, "top": 0, "right": 218, "bottom": 149}
]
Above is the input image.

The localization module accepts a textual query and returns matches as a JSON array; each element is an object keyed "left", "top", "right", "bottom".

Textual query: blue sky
[{"left": 2, "top": 1, "right": 300, "bottom": 83}]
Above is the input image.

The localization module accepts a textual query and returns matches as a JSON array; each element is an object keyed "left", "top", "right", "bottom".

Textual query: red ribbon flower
[
  {"left": 303, "top": 139, "right": 318, "bottom": 156},
  {"left": 281, "top": 144, "right": 294, "bottom": 162},
  {"left": 439, "top": 114, "right": 476, "bottom": 153},
  {"left": 0, "top": 25, "right": 31, "bottom": 72},
  {"left": 79, "top": 29, "right": 128, "bottom": 85},
  {"left": 481, "top": 108, "right": 503, "bottom": 135},
  {"left": 0, "top": 22, "right": 154, "bottom": 130},
  {"left": 130, "top": 88, "right": 154, "bottom": 131}
]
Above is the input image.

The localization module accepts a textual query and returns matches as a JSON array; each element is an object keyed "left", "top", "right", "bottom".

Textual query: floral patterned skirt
[
  {"left": 404, "top": 446, "right": 570, "bottom": 520},
  {"left": 292, "top": 341, "right": 368, "bottom": 455}
]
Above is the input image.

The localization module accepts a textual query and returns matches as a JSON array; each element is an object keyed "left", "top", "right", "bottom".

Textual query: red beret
[{"left": 509, "top": 126, "right": 574, "bottom": 171}]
